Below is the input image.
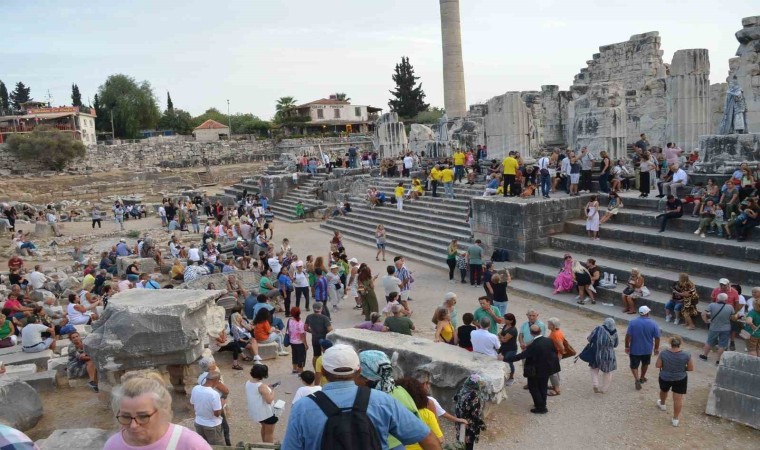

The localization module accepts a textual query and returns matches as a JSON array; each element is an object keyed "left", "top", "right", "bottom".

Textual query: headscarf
[
  {"left": 359, "top": 350, "right": 395, "bottom": 393},
  {"left": 603, "top": 318, "right": 616, "bottom": 332}
]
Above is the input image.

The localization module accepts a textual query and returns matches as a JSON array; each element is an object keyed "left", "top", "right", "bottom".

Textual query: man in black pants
[
  {"left": 506, "top": 325, "right": 560, "bottom": 413},
  {"left": 657, "top": 195, "right": 683, "bottom": 232}
]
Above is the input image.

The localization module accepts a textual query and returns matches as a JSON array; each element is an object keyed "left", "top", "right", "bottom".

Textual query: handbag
[
  {"left": 283, "top": 319, "right": 291, "bottom": 347},
  {"left": 623, "top": 286, "right": 635, "bottom": 296},
  {"left": 575, "top": 329, "right": 598, "bottom": 364},
  {"left": 562, "top": 338, "right": 576, "bottom": 359},
  {"left": 641, "top": 286, "right": 651, "bottom": 297}
]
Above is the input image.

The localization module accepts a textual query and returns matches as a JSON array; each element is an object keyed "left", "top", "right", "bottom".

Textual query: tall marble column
[
  {"left": 666, "top": 49, "right": 711, "bottom": 152},
  {"left": 439, "top": 0, "right": 467, "bottom": 118}
]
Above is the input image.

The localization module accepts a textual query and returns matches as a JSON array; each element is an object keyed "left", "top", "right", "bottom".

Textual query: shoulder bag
[
  {"left": 283, "top": 319, "right": 291, "bottom": 347},
  {"left": 575, "top": 328, "right": 598, "bottom": 364},
  {"left": 561, "top": 338, "right": 577, "bottom": 359}
]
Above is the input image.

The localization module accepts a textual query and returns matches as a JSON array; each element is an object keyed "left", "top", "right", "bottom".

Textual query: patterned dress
[{"left": 674, "top": 280, "right": 700, "bottom": 317}]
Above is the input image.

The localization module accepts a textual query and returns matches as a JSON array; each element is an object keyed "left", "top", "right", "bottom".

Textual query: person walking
[
  {"left": 587, "top": 318, "right": 618, "bottom": 394},
  {"left": 375, "top": 224, "right": 386, "bottom": 262},
  {"left": 505, "top": 325, "right": 561, "bottom": 414},
  {"left": 357, "top": 265, "right": 380, "bottom": 322},
  {"left": 699, "top": 292, "right": 734, "bottom": 364},
  {"left": 287, "top": 307, "right": 308, "bottom": 374},
  {"left": 656, "top": 336, "right": 694, "bottom": 427},
  {"left": 446, "top": 239, "right": 458, "bottom": 284},
  {"left": 625, "top": 306, "right": 661, "bottom": 390},
  {"left": 466, "top": 240, "right": 484, "bottom": 287},
  {"left": 394, "top": 182, "right": 405, "bottom": 211}
]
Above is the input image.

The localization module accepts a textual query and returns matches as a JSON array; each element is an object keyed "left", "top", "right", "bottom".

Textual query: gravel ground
[{"left": 19, "top": 218, "right": 759, "bottom": 448}]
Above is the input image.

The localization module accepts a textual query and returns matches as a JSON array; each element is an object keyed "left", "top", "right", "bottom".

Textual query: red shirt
[
  {"left": 711, "top": 287, "right": 739, "bottom": 311},
  {"left": 8, "top": 256, "right": 23, "bottom": 270}
]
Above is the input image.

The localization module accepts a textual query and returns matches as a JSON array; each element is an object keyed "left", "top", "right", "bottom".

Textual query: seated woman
[
  {"left": 552, "top": 254, "right": 575, "bottom": 295},
  {"left": 354, "top": 312, "right": 386, "bottom": 331},
  {"left": 170, "top": 259, "right": 185, "bottom": 281},
  {"left": 66, "top": 331, "right": 98, "bottom": 392},
  {"left": 573, "top": 260, "right": 596, "bottom": 305},
  {"left": 693, "top": 198, "right": 717, "bottom": 238},
  {"left": 0, "top": 313, "right": 17, "bottom": 348},
  {"left": 666, "top": 273, "right": 699, "bottom": 329},
  {"left": 226, "top": 274, "right": 248, "bottom": 299},
  {"left": 382, "top": 292, "right": 411, "bottom": 317},
  {"left": 253, "top": 308, "right": 289, "bottom": 356},
  {"left": 4, "top": 293, "right": 33, "bottom": 321},
  {"left": 229, "top": 312, "right": 260, "bottom": 367},
  {"left": 725, "top": 197, "right": 759, "bottom": 242},
  {"left": 600, "top": 192, "right": 624, "bottom": 224},
  {"left": 67, "top": 292, "right": 99, "bottom": 325},
  {"left": 622, "top": 268, "right": 646, "bottom": 314},
  {"left": 410, "top": 178, "right": 424, "bottom": 200}
]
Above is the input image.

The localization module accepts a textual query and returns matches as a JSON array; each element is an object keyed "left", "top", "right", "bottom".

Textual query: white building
[
  {"left": 285, "top": 96, "right": 382, "bottom": 135},
  {"left": 0, "top": 106, "right": 97, "bottom": 145},
  {"left": 193, "top": 119, "right": 230, "bottom": 141}
]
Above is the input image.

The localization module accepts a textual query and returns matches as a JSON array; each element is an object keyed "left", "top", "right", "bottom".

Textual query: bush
[
  {"left": 6, "top": 125, "right": 86, "bottom": 170},
  {"left": 126, "top": 230, "right": 141, "bottom": 238}
]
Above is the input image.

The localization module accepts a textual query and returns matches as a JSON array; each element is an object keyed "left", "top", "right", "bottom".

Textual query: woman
[
  {"left": 171, "top": 259, "right": 185, "bottom": 281},
  {"left": 569, "top": 155, "right": 581, "bottom": 196},
  {"left": 743, "top": 293, "right": 760, "bottom": 357},
  {"left": 357, "top": 265, "right": 380, "bottom": 321},
  {"left": 104, "top": 371, "right": 212, "bottom": 449},
  {"left": 67, "top": 331, "right": 98, "bottom": 391},
  {"left": 738, "top": 166, "right": 756, "bottom": 201},
  {"left": 446, "top": 239, "right": 458, "bottom": 283},
  {"left": 329, "top": 230, "right": 343, "bottom": 254},
  {"left": 622, "top": 268, "right": 646, "bottom": 314},
  {"left": 587, "top": 318, "right": 618, "bottom": 394},
  {"left": 253, "top": 308, "right": 288, "bottom": 356},
  {"left": 410, "top": 178, "right": 424, "bottom": 200},
  {"left": 547, "top": 318, "right": 565, "bottom": 396},
  {"left": 600, "top": 192, "right": 623, "bottom": 224},
  {"left": 395, "top": 377, "right": 444, "bottom": 450},
  {"left": 433, "top": 307, "right": 456, "bottom": 345},
  {"left": 245, "top": 364, "right": 279, "bottom": 443},
  {"left": 375, "top": 224, "right": 387, "bottom": 261},
  {"left": 552, "top": 254, "right": 575, "bottom": 294},
  {"left": 67, "top": 292, "right": 99, "bottom": 325},
  {"left": 703, "top": 178, "right": 720, "bottom": 204},
  {"left": 229, "top": 312, "right": 260, "bottom": 369},
  {"left": 491, "top": 272, "right": 510, "bottom": 316},
  {"left": 286, "top": 307, "right": 308, "bottom": 374},
  {"left": 670, "top": 273, "right": 700, "bottom": 330},
  {"left": 498, "top": 313, "right": 518, "bottom": 386},
  {"left": 0, "top": 313, "right": 16, "bottom": 348},
  {"left": 586, "top": 195, "right": 600, "bottom": 239},
  {"left": 656, "top": 336, "right": 694, "bottom": 427},
  {"left": 355, "top": 312, "right": 386, "bottom": 331},
  {"left": 574, "top": 260, "right": 596, "bottom": 305},
  {"left": 639, "top": 153, "right": 654, "bottom": 197},
  {"left": 599, "top": 151, "right": 611, "bottom": 194},
  {"left": 693, "top": 199, "right": 717, "bottom": 238},
  {"left": 454, "top": 374, "right": 488, "bottom": 450}
]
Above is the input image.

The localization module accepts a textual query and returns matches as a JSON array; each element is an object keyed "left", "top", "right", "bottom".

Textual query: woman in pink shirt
[
  {"left": 287, "top": 307, "right": 308, "bottom": 374},
  {"left": 104, "top": 372, "right": 211, "bottom": 450}
]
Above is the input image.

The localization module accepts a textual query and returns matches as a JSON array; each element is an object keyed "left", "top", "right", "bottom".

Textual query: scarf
[{"left": 359, "top": 350, "right": 395, "bottom": 393}]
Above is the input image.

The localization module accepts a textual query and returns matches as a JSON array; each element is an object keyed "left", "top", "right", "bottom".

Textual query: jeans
[
  {"left": 454, "top": 165, "right": 464, "bottom": 183},
  {"left": 263, "top": 332, "right": 285, "bottom": 352},
  {"left": 20, "top": 242, "right": 36, "bottom": 250},
  {"left": 469, "top": 264, "right": 482, "bottom": 285},
  {"left": 540, "top": 173, "right": 551, "bottom": 197},
  {"left": 444, "top": 182, "right": 455, "bottom": 198},
  {"left": 503, "top": 350, "right": 517, "bottom": 374},
  {"left": 598, "top": 172, "right": 610, "bottom": 193},
  {"left": 493, "top": 301, "right": 508, "bottom": 316},
  {"left": 665, "top": 300, "right": 683, "bottom": 315},
  {"left": 295, "top": 287, "right": 310, "bottom": 309},
  {"left": 658, "top": 211, "right": 683, "bottom": 231}
]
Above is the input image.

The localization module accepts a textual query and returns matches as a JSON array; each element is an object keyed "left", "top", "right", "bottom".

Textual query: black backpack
[{"left": 309, "top": 386, "right": 382, "bottom": 450}]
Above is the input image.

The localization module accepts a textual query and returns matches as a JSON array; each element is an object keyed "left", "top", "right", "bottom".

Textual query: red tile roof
[
  {"left": 296, "top": 98, "right": 350, "bottom": 108},
  {"left": 194, "top": 119, "right": 228, "bottom": 130}
]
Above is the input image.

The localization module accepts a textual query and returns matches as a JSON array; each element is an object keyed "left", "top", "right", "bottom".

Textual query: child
[
  {"left": 707, "top": 204, "right": 724, "bottom": 237},
  {"left": 394, "top": 182, "right": 405, "bottom": 211},
  {"left": 294, "top": 201, "right": 305, "bottom": 220},
  {"left": 456, "top": 251, "right": 468, "bottom": 284},
  {"left": 292, "top": 370, "right": 321, "bottom": 404},
  {"left": 520, "top": 181, "right": 536, "bottom": 198},
  {"left": 382, "top": 292, "right": 409, "bottom": 317},
  {"left": 457, "top": 312, "right": 476, "bottom": 351}
]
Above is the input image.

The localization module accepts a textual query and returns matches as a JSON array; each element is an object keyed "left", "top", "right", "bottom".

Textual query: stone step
[
  {"left": 548, "top": 234, "right": 760, "bottom": 286},
  {"left": 506, "top": 278, "right": 709, "bottom": 346},
  {"left": 563, "top": 220, "right": 760, "bottom": 263},
  {"left": 347, "top": 203, "right": 473, "bottom": 229},
  {"left": 331, "top": 204, "right": 472, "bottom": 237},
  {"left": 326, "top": 215, "right": 471, "bottom": 249},
  {"left": 0, "top": 344, "right": 21, "bottom": 357},
  {"left": 345, "top": 194, "right": 470, "bottom": 212},
  {"left": 611, "top": 208, "right": 760, "bottom": 239},
  {"left": 1, "top": 350, "right": 54, "bottom": 370},
  {"left": 18, "top": 370, "right": 58, "bottom": 393}
]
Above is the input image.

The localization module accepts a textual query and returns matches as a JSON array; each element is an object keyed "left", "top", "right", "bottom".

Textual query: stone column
[
  {"left": 439, "top": 0, "right": 467, "bottom": 118},
  {"left": 666, "top": 49, "right": 711, "bottom": 152},
  {"left": 484, "top": 92, "right": 533, "bottom": 160}
]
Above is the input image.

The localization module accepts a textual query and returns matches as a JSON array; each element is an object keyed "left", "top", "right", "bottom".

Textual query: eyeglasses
[{"left": 116, "top": 410, "right": 158, "bottom": 426}]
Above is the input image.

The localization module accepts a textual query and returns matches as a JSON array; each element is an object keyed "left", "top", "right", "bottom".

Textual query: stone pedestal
[
  {"left": 706, "top": 352, "right": 760, "bottom": 430},
  {"left": 373, "top": 113, "right": 408, "bottom": 158},
  {"left": 666, "top": 49, "right": 711, "bottom": 151},
  {"left": 695, "top": 133, "right": 760, "bottom": 173},
  {"left": 567, "top": 82, "right": 627, "bottom": 159}
]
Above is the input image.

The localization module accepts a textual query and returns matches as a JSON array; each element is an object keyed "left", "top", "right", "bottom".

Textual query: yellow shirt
[
  {"left": 406, "top": 408, "right": 443, "bottom": 450},
  {"left": 430, "top": 168, "right": 442, "bottom": 181},
  {"left": 315, "top": 356, "right": 327, "bottom": 386},
  {"left": 440, "top": 169, "right": 454, "bottom": 183},
  {"left": 502, "top": 156, "right": 519, "bottom": 175},
  {"left": 395, "top": 186, "right": 405, "bottom": 197},
  {"left": 453, "top": 152, "right": 465, "bottom": 166}
]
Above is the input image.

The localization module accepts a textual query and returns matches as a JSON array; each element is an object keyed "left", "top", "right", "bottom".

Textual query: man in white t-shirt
[
  {"left": 268, "top": 253, "right": 283, "bottom": 276},
  {"left": 28, "top": 265, "right": 48, "bottom": 290},
  {"left": 381, "top": 265, "right": 402, "bottom": 302},
  {"left": 471, "top": 317, "right": 500, "bottom": 357},
  {"left": 190, "top": 370, "right": 224, "bottom": 445},
  {"left": 403, "top": 153, "right": 414, "bottom": 177},
  {"left": 158, "top": 205, "right": 167, "bottom": 227},
  {"left": 21, "top": 318, "right": 56, "bottom": 353}
]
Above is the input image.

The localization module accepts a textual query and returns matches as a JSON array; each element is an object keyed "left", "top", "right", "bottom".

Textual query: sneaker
[
  {"left": 574, "top": 295, "right": 581, "bottom": 300},
  {"left": 673, "top": 318, "right": 680, "bottom": 325},
  {"left": 593, "top": 387, "right": 600, "bottom": 393},
  {"left": 657, "top": 400, "right": 666, "bottom": 411},
  {"left": 729, "top": 341, "right": 736, "bottom": 351},
  {"left": 699, "top": 354, "right": 708, "bottom": 361},
  {"left": 505, "top": 379, "right": 515, "bottom": 386},
  {"left": 88, "top": 381, "right": 99, "bottom": 393},
  {"left": 700, "top": 233, "right": 705, "bottom": 238},
  {"left": 278, "top": 351, "right": 290, "bottom": 356},
  {"left": 693, "top": 229, "right": 700, "bottom": 235},
  {"left": 665, "top": 316, "right": 672, "bottom": 323},
  {"left": 253, "top": 355, "right": 263, "bottom": 362},
  {"left": 635, "top": 380, "right": 642, "bottom": 390},
  {"left": 672, "top": 418, "right": 679, "bottom": 427}
]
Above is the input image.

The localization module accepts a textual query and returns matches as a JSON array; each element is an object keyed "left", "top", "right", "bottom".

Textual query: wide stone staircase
[{"left": 507, "top": 193, "right": 759, "bottom": 344}]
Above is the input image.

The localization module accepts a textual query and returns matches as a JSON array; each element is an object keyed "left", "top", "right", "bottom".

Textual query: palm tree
[
  {"left": 335, "top": 93, "right": 350, "bottom": 102},
  {"left": 276, "top": 96, "right": 297, "bottom": 113}
]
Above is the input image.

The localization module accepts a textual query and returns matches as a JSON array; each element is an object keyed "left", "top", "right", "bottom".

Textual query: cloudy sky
[{"left": 2, "top": 0, "right": 757, "bottom": 119}]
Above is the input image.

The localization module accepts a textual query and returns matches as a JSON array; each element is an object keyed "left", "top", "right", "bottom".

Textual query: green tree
[
  {"left": 274, "top": 96, "right": 297, "bottom": 121},
  {"left": 411, "top": 107, "right": 445, "bottom": 124},
  {"left": 96, "top": 74, "right": 161, "bottom": 139},
  {"left": 167, "top": 91, "right": 174, "bottom": 112},
  {"left": 6, "top": 125, "right": 86, "bottom": 171},
  {"left": 335, "top": 93, "right": 350, "bottom": 102},
  {"left": 0, "top": 81, "right": 9, "bottom": 114},
  {"left": 92, "top": 94, "right": 107, "bottom": 131},
  {"left": 71, "top": 84, "right": 83, "bottom": 107},
  {"left": 388, "top": 56, "right": 429, "bottom": 119},
  {"left": 231, "top": 113, "right": 271, "bottom": 136},
  {"left": 191, "top": 108, "right": 228, "bottom": 128},
  {"left": 158, "top": 108, "right": 193, "bottom": 134},
  {"left": 10, "top": 82, "right": 32, "bottom": 110}
]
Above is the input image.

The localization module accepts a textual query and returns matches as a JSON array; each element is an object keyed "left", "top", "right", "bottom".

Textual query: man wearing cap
[
  {"left": 711, "top": 278, "right": 739, "bottom": 311},
  {"left": 699, "top": 292, "right": 734, "bottom": 364},
  {"left": 625, "top": 306, "right": 661, "bottom": 390},
  {"left": 293, "top": 261, "right": 310, "bottom": 311},
  {"left": 115, "top": 238, "right": 131, "bottom": 257},
  {"left": 282, "top": 345, "right": 440, "bottom": 449}
]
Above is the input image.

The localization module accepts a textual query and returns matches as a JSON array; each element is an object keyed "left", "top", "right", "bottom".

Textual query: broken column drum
[
  {"left": 485, "top": 92, "right": 535, "bottom": 159},
  {"left": 666, "top": 49, "right": 711, "bottom": 151}
]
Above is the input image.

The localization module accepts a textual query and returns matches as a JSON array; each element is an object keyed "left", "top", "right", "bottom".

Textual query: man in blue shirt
[
  {"left": 115, "top": 239, "right": 131, "bottom": 257},
  {"left": 282, "top": 344, "right": 440, "bottom": 450},
  {"left": 313, "top": 268, "right": 330, "bottom": 318},
  {"left": 625, "top": 305, "right": 661, "bottom": 390}
]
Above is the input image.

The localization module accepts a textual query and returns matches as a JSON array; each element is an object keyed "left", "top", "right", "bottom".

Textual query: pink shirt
[
  {"left": 288, "top": 319, "right": 305, "bottom": 344},
  {"left": 103, "top": 424, "right": 211, "bottom": 450}
]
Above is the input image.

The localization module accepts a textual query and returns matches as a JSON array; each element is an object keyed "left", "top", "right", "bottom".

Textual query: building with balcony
[
  {"left": 0, "top": 105, "right": 97, "bottom": 145},
  {"left": 282, "top": 95, "right": 382, "bottom": 135}
]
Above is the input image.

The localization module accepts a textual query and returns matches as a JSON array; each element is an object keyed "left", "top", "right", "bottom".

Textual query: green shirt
[
  {"left": 387, "top": 386, "right": 419, "bottom": 448},
  {"left": 746, "top": 310, "right": 760, "bottom": 338},
  {"left": 384, "top": 316, "right": 414, "bottom": 335},
  {"left": 467, "top": 244, "right": 483, "bottom": 265},
  {"left": 259, "top": 276, "right": 272, "bottom": 294},
  {"left": 474, "top": 307, "right": 499, "bottom": 334}
]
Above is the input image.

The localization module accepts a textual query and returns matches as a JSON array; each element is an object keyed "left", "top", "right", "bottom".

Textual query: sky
[{"left": 2, "top": 0, "right": 757, "bottom": 120}]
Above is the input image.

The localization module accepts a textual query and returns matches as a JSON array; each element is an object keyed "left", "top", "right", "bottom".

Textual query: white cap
[
  {"left": 718, "top": 278, "right": 729, "bottom": 285},
  {"left": 295, "top": 261, "right": 304, "bottom": 267},
  {"left": 638, "top": 305, "right": 651, "bottom": 315},
  {"left": 330, "top": 264, "right": 339, "bottom": 269},
  {"left": 348, "top": 258, "right": 359, "bottom": 264},
  {"left": 321, "top": 344, "right": 360, "bottom": 375},
  {"left": 237, "top": 237, "right": 244, "bottom": 242}
]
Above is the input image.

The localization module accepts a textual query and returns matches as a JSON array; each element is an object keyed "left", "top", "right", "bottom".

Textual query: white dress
[{"left": 586, "top": 203, "right": 600, "bottom": 232}]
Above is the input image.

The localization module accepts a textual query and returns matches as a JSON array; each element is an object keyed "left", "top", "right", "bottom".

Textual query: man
[
  {"left": 537, "top": 152, "right": 551, "bottom": 198},
  {"left": 699, "top": 292, "right": 734, "bottom": 364},
  {"left": 710, "top": 278, "right": 740, "bottom": 311},
  {"left": 634, "top": 133, "right": 649, "bottom": 152},
  {"left": 283, "top": 344, "right": 439, "bottom": 450},
  {"left": 471, "top": 317, "right": 500, "bottom": 357},
  {"left": 429, "top": 164, "right": 442, "bottom": 197},
  {"left": 21, "top": 316, "right": 56, "bottom": 353},
  {"left": 518, "top": 309, "right": 546, "bottom": 350},
  {"left": 658, "top": 164, "right": 687, "bottom": 197},
  {"left": 382, "top": 265, "right": 402, "bottom": 303},
  {"left": 384, "top": 304, "right": 415, "bottom": 335},
  {"left": 305, "top": 302, "right": 333, "bottom": 369},
  {"left": 313, "top": 268, "right": 330, "bottom": 317},
  {"left": 135, "top": 273, "right": 160, "bottom": 289},
  {"left": 453, "top": 148, "right": 466, "bottom": 183},
  {"left": 474, "top": 296, "right": 504, "bottom": 335},
  {"left": 482, "top": 174, "right": 500, "bottom": 196},
  {"left": 28, "top": 265, "right": 48, "bottom": 291},
  {"left": 501, "top": 151, "right": 519, "bottom": 197},
  {"left": 183, "top": 261, "right": 210, "bottom": 283},
  {"left": 394, "top": 256, "right": 413, "bottom": 305},
  {"left": 440, "top": 165, "right": 455, "bottom": 199},
  {"left": 402, "top": 152, "right": 414, "bottom": 178},
  {"left": 579, "top": 147, "right": 595, "bottom": 193},
  {"left": 112, "top": 203, "right": 125, "bottom": 231},
  {"left": 664, "top": 142, "right": 684, "bottom": 167},
  {"left": 505, "top": 324, "right": 561, "bottom": 414},
  {"left": 466, "top": 240, "right": 484, "bottom": 287},
  {"left": 656, "top": 195, "right": 683, "bottom": 232},
  {"left": 625, "top": 305, "right": 661, "bottom": 390},
  {"left": 158, "top": 204, "right": 167, "bottom": 227},
  {"left": 559, "top": 150, "right": 573, "bottom": 194},
  {"left": 190, "top": 370, "right": 225, "bottom": 445},
  {"left": 115, "top": 238, "right": 131, "bottom": 257},
  {"left": 348, "top": 145, "right": 358, "bottom": 168}
]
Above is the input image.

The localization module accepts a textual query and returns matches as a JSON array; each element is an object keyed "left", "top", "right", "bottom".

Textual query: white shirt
[
  {"left": 672, "top": 169, "right": 688, "bottom": 184},
  {"left": 382, "top": 275, "right": 402, "bottom": 296},
  {"left": 21, "top": 323, "right": 49, "bottom": 348},
  {"left": 561, "top": 157, "right": 571, "bottom": 175},
  {"left": 538, "top": 157, "right": 550, "bottom": 170},
  {"left": 46, "top": 213, "right": 57, "bottom": 223},
  {"left": 268, "top": 257, "right": 282, "bottom": 276},
  {"left": 292, "top": 385, "right": 322, "bottom": 404},
  {"left": 190, "top": 385, "right": 223, "bottom": 427},
  {"left": 188, "top": 248, "right": 201, "bottom": 262},
  {"left": 403, "top": 156, "right": 414, "bottom": 169},
  {"left": 293, "top": 270, "right": 309, "bottom": 288},
  {"left": 28, "top": 271, "right": 47, "bottom": 290},
  {"left": 428, "top": 396, "right": 446, "bottom": 417},
  {"left": 158, "top": 206, "right": 166, "bottom": 218},
  {"left": 471, "top": 328, "right": 500, "bottom": 357}
]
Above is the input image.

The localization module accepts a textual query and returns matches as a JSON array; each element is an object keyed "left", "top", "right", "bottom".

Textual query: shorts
[
  {"left": 706, "top": 330, "right": 730, "bottom": 349},
  {"left": 399, "top": 291, "right": 410, "bottom": 301},
  {"left": 730, "top": 320, "right": 745, "bottom": 333},
  {"left": 570, "top": 174, "right": 580, "bottom": 184},
  {"left": 659, "top": 376, "right": 688, "bottom": 395},
  {"left": 259, "top": 415, "right": 278, "bottom": 425},
  {"left": 747, "top": 336, "right": 760, "bottom": 353},
  {"left": 629, "top": 354, "right": 652, "bottom": 369},
  {"left": 376, "top": 243, "right": 386, "bottom": 249}
]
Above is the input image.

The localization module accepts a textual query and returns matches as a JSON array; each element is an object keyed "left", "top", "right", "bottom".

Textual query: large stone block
[
  {"left": 37, "top": 428, "right": 111, "bottom": 450},
  {"left": 84, "top": 289, "right": 226, "bottom": 372},
  {"left": 0, "top": 377, "right": 43, "bottom": 431},
  {"left": 1, "top": 350, "right": 54, "bottom": 370},
  {"left": 328, "top": 328, "right": 507, "bottom": 411},
  {"left": 706, "top": 351, "right": 760, "bottom": 429}
]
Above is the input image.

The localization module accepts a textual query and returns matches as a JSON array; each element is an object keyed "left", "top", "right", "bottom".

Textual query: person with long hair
[
  {"left": 395, "top": 377, "right": 445, "bottom": 449},
  {"left": 253, "top": 308, "right": 288, "bottom": 356},
  {"left": 639, "top": 152, "right": 654, "bottom": 198},
  {"left": 552, "top": 254, "right": 575, "bottom": 294},
  {"left": 357, "top": 265, "right": 380, "bottom": 321},
  {"left": 446, "top": 239, "right": 458, "bottom": 283},
  {"left": 622, "top": 268, "right": 646, "bottom": 314},
  {"left": 433, "top": 307, "right": 456, "bottom": 345},
  {"left": 229, "top": 312, "right": 260, "bottom": 369},
  {"left": 669, "top": 273, "right": 699, "bottom": 329},
  {"left": 586, "top": 195, "right": 600, "bottom": 240},
  {"left": 574, "top": 260, "right": 596, "bottom": 305},
  {"left": 375, "top": 224, "right": 387, "bottom": 261},
  {"left": 600, "top": 192, "right": 623, "bottom": 224},
  {"left": 287, "top": 307, "right": 308, "bottom": 374}
]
